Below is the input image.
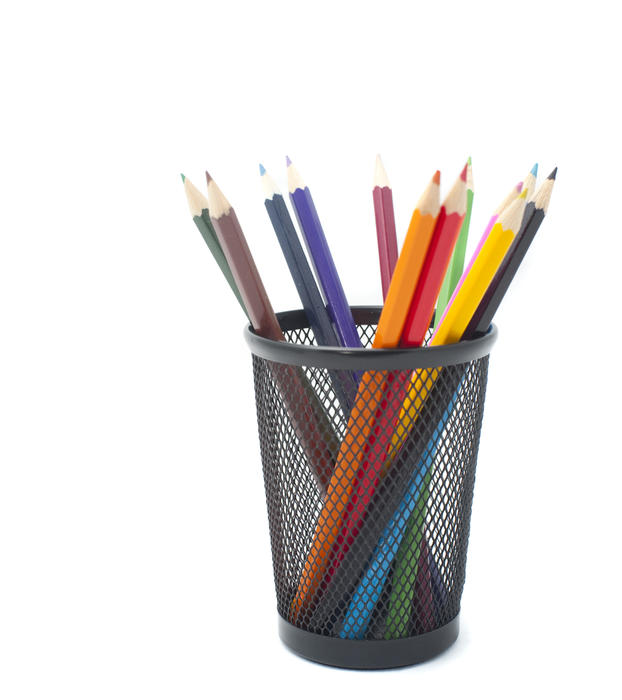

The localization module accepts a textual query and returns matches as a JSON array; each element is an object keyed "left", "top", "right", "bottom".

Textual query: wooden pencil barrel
[{"left": 245, "top": 307, "right": 496, "bottom": 669}]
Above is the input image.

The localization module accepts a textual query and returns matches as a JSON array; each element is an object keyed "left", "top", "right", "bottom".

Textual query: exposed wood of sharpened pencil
[
  {"left": 373, "top": 155, "right": 399, "bottom": 301},
  {"left": 521, "top": 163, "right": 538, "bottom": 201},
  {"left": 463, "top": 167, "right": 557, "bottom": 338}
]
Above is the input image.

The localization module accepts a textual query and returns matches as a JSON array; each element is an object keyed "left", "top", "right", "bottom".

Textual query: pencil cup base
[{"left": 277, "top": 615, "right": 459, "bottom": 670}]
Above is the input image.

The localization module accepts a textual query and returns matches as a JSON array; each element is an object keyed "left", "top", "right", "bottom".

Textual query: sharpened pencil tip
[
  {"left": 460, "top": 162, "right": 468, "bottom": 181},
  {"left": 549, "top": 167, "right": 558, "bottom": 180},
  {"left": 515, "top": 181, "right": 523, "bottom": 192},
  {"left": 530, "top": 163, "right": 538, "bottom": 177},
  {"left": 205, "top": 171, "right": 212, "bottom": 184},
  {"left": 518, "top": 188, "right": 528, "bottom": 199},
  {"left": 468, "top": 156, "right": 472, "bottom": 166},
  {"left": 259, "top": 163, "right": 266, "bottom": 176},
  {"left": 180, "top": 173, "right": 186, "bottom": 183},
  {"left": 433, "top": 170, "right": 441, "bottom": 185},
  {"left": 285, "top": 156, "right": 292, "bottom": 167}
]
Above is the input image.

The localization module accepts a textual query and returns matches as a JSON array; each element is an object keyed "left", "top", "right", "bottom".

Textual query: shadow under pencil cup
[{"left": 245, "top": 307, "right": 497, "bottom": 670}]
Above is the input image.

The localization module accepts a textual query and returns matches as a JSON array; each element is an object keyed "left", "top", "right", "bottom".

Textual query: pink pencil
[
  {"left": 434, "top": 179, "right": 523, "bottom": 333},
  {"left": 372, "top": 155, "right": 398, "bottom": 300}
]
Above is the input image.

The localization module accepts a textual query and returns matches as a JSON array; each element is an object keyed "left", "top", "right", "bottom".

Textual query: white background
[{"left": 1, "top": 1, "right": 620, "bottom": 698}]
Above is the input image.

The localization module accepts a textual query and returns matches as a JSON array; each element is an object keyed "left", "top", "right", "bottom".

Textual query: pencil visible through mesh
[{"left": 251, "top": 320, "right": 489, "bottom": 640}]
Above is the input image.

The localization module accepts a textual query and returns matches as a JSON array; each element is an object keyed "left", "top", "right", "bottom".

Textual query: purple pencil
[{"left": 286, "top": 157, "right": 362, "bottom": 348}]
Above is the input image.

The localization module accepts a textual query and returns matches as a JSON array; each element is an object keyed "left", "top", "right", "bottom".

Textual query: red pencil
[
  {"left": 400, "top": 163, "right": 468, "bottom": 347},
  {"left": 372, "top": 155, "right": 398, "bottom": 301}
]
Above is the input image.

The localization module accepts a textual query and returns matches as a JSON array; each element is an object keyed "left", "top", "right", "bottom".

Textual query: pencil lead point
[
  {"left": 460, "top": 162, "right": 468, "bottom": 181},
  {"left": 530, "top": 163, "right": 538, "bottom": 177},
  {"left": 467, "top": 156, "right": 472, "bottom": 166},
  {"left": 205, "top": 171, "right": 212, "bottom": 184},
  {"left": 180, "top": 173, "right": 186, "bottom": 183},
  {"left": 285, "top": 156, "right": 292, "bottom": 167},
  {"left": 259, "top": 163, "right": 266, "bottom": 176},
  {"left": 515, "top": 181, "right": 523, "bottom": 192},
  {"left": 549, "top": 167, "right": 558, "bottom": 180},
  {"left": 518, "top": 188, "right": 528, "bottom": 199},
  {"left": 433, "top": 170, "right": 441, "bottom": 185}
]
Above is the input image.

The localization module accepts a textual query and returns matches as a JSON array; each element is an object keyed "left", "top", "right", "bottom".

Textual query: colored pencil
[
  {"left": 182, "top": 175, "right": 248, "bottom": 317},
  {"left": 290, "top": 174, "right": 441, "bottom": 620},
  {"left": 463, "top": 167, "right": 557, "bottom": 338},
  {"left": 287, "top": 157, "right": 362, "bottom": 348},
  {"left": 521, "top": 162, "right": 538, "bottom": 201},
  {"left": 431, "top": 189, "right": 527, "bottom": 346},
  {"left": 435, "top": 157, "right": 474, "bottom": 319},
  {"left": 206, "top": 171, "right": 338, "bottom": 492},
  {"left": 428, "top": 543, "right": 449, "bottom": 623},
  {"left": 409, "top": 536, "right": 435, "bottom": 634},
  {"left": 387, "top": 164, "right": 471, "bottom": 632},
  {"left": 385, "top": 472, "right": 434, "bottom": 638},
  {"left": 400, "top": 163, "right": 468, "bottom": 348},
  {"left": 260, "top": 164, "right": 336, "bottom": 345},
  {"left": 339, "top": 384, "right": 460, "bottom": 638},
  {"left": 207, "top": 172, "right": 283, "bottom": 340},
  {"left": 388, "top": 191, "right": 528, "bottom": 460},
  {"left": 339, "top": 469, "right": 433, "bottom": 639},
  {"left": 374, "top": 172, "right": 441, "bottom": 348},
  {"left": 433, "top": 179, "right": 522, "bottom": 341},
  {"left": 260, "top": 164, "right": 355, "bottom": 412},
  {"left": 306, "top": 368, "right": 464, "bottom": 631},
  {"left": 372, "top": 155, "right": 398, "bottom": 301}
]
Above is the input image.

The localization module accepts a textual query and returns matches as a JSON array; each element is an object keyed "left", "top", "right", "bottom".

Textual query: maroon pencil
[
  {"left": 206, "top": 171, "right": 337, "bottom": 492},
  {"left": 373, "top": 155, "right": 399, "bottom": 301}
]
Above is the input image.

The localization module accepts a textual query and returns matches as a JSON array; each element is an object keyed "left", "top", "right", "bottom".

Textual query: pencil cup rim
[{"left": 244, "top": 306, "right": 497, "bottom": 370}]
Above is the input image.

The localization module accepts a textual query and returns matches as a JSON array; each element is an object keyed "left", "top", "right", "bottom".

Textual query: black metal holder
[{"left": 246, "top": 307, "right": 496, "bottom": 669}]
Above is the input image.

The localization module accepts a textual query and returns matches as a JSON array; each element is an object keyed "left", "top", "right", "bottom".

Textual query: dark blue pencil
[
  {"left": 260, "top": 164, "right": 356, "bottom": 413},
  {"left": 261, "top": 164, "right": 342, "bottom": 347}
]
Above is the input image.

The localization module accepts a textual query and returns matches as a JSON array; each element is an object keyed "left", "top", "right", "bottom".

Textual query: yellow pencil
[{"left": 390, "top": 189, "right": 528, "bottom": 454}]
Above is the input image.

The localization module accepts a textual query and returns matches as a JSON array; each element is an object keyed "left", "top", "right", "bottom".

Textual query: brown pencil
[
  {"left": 206, "top": 171, "right": 338, "bottom": 492},
  {"left": 206, "top": 172, "right": 283, "bottom": 340}
]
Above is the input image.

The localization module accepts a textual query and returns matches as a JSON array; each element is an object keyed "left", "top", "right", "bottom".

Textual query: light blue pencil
[{"left": 339, "top": 387, "right": 461, "bottom": 639}]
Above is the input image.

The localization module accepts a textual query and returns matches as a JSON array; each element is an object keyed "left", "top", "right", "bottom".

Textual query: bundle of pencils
[{"left": 181, "top": 156, "right": 557, "bottom": 637}]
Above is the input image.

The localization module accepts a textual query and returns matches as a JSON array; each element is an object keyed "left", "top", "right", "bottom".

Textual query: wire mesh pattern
[{"left": 251, "top": 318, "right": 490, "bottom": 641}]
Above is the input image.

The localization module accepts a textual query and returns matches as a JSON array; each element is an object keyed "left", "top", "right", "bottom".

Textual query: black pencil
[{"left": 463, "top": 167, "right": 557, "bottom": 338}]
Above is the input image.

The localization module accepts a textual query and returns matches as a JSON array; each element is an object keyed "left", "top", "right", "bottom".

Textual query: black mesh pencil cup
[{"left": 245, "top": 307, "right": 497, "bottom": 669}]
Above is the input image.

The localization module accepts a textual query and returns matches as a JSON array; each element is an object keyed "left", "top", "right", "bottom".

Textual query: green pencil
[
  {"left": 435, "top": 157, "right": 474, "bottom": 320},
  {"left": 384, "top": 470, "right": 432, "bottom": 638},
  {"left": 182, "top": 174, "right": 248, "bottom": 317}
]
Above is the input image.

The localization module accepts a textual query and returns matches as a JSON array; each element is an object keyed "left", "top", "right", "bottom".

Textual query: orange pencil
[
  {"left": 291, "top": 173, "right": 441, "bottom": 619},
  {"left": 374, "top": 171, "right": 441, "bottom": 347}
]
